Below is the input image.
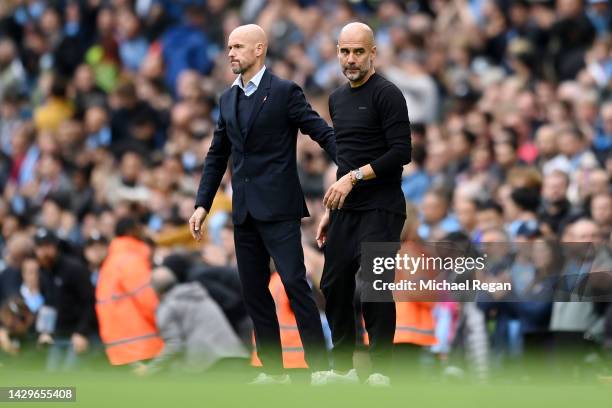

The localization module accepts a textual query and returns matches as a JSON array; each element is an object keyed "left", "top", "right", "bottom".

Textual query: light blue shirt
[
  {"left": 232, "top": 66, "right": 266, "bottom": 96},
  {"left": 20, "top": 285, "right": 44, "bottom": 313}
]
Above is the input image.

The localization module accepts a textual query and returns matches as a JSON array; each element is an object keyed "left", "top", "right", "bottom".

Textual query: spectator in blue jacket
[{"left": 161, "top": 5, "right": 213, "bottom": 95}]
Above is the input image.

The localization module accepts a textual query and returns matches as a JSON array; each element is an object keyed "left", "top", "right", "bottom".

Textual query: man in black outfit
[
  {"left": 316, "top": 22, "right": 411, "bottom": 387},
  {"left": 34, "top": 228, "right": 96, "bottom": 371},
  {"left": 189, "top": 24, "right": 335, "bottom": 385}
]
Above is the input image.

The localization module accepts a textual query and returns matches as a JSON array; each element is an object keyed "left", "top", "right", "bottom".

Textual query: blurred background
[{"left": 0, "top": 0, "right": 610, "bottom": 384}]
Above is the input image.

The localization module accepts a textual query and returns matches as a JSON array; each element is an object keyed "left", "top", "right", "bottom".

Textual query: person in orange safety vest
[
  {"left": 251, "top": 272, "right": 308, "bottom": 369},
  {"left": 361, "top": 203, "right": 437, "bottom": 376},
  {"left": 96, "top": 217, "right": 164, "bottom": 365}
]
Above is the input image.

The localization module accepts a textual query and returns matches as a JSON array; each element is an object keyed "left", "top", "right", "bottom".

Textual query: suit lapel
[
  {"left": 227, "top": 86, "right": 239, "bottom": 138},
  {"left": 244, "top": 69, "right": 272, "bottom": 141}
]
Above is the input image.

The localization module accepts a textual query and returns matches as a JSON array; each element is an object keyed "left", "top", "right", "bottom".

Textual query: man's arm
[
  {"left": 117, "top": 256, "right": 158, "bottom": 326},
  {"left": 368, "top": 83, "right": 412, "bottom": 178},
  {"left": 347, "top": 85, "right": 411, "bottom": 180},
  {"left": 287, "top": 83, "right": 337, "bottom": 163},
  {"left": 143, "top": 304, "right": 183, "bottom": 375},
  {"left": 194, "top": 108, "right": 232, "bottom": 211},
  {"left": 72, "top": 262, "right": 96, "bottom": 337},
  {"left": 191, "top": 106, "right": 232, "bottom": 240}
]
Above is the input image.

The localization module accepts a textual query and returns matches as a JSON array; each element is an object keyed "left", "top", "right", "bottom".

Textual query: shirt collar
[{"left": 232, "top": 65, "right": 266, "bottom": 90}]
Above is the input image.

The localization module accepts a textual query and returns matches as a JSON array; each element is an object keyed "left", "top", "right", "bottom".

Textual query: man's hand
[
  {"left": 323, "top": 174, "right": 353, "bottom": 210},
  {"left": 71, "top": 333, "right": 89, "bottom": 354},
  {"left": 189, "top": 207, "right": 208, "bottom": 241},
  {"left": 0, "top": 328, "right": 18, "bottom": 355},
  {"left": 316, "top": 210, "right": 330, "bottom": 248}
]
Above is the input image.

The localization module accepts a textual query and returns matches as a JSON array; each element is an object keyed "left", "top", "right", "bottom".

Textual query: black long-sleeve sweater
[{"left": 329, "top": 73, "right": 412, "bottom": 216}]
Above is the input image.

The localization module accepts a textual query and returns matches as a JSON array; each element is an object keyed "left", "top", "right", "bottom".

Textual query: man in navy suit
[{"left": 189, "top": 24, "right": 335, "bottom": 384}]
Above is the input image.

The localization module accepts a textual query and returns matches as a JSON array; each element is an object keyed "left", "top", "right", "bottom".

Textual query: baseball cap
[{"left": 34, "top": 228, "right": 59, "bottom": 246}]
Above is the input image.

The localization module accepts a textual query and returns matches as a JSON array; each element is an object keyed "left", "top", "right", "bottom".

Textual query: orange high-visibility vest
[
  {"left": 96, "top": 237, "right": 164, "bottom": 365},
  {"left": 251, "top": 272, "right": 308, "bottom": 369},
  {"left": 360, "top": 301, "right": 436, "bottom": 347},
  {"left": 393, "top": 240, "right": 436, "bottom": 345},
  {"left": 363, "top": 240, "right": 437, "bottom": 347},
  {"left": 394, "top": 302, "right": 436, "bottom": 345}
]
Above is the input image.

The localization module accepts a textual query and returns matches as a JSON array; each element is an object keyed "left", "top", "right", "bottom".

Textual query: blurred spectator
[
  {"left": 590, "top": 193, "right": 612, "bottom": 239},
  {"left": 73, "top": 64, "right": 107, "bottom": 117},
  {"left": 534, "top": 125, "right": 558, "bottom": 169},
  {"left": 593, "top": 100, "right": 612, "bottom": 163},
  {"left": 549, "top": 218, "right": 607, "bottom": 366},
  {"left": 161, "top": 5, "right": 214, "bottom": 94},
  {"left": 85, "top": 6, "right": 120, "bottom": 92},
  {"left": 550, "top": 0, "right": 597, "bottom": 81},
  {"left": 106, "top": 150, "right": 151, "bottom": 206},
  {"left": 83, "top": 231, "right": 108, "bottom": 288},
  {"left": 538, "top": 169, "right": 575, "bottom": 234},
  {"left": 383, "top": 50, "right": 439, "bottom": 124},
  {"left": 455, "top": 197, "right": 478, "bottom": 238},
  {"left": 474, "top": 200, "right": 505, "bottom": 241},
  {"left": 137, "top": 261, "right": 248, "bottom": 375},
  {"left": 298, "top": 139, "right": 328, "bottom": 199},
  {"left": 84, "top": 105, "right": 112, "bottom": 150},
  {"left": 504, "top": 186, "right": 541, "bottom": 238},
  {"left": 20, "top": 254, "right": 43, "bottom": 314},
  {"left": 96, "top": 217, "right": 163, "bottom": 366},
  {"left": 34, "top": 156, "right": 74, "bottom": 205},
  {"left": 0, "top": 87, "right": 24, "bottom": 155},
  {"left": 418, "top": 189, "right": 460, "bottom": 240},
  {"left": 108, "top": 81, "right": 160, "bottom": 153},
  {"left": 33, "top": 75, "right": 74, "bottom": 132},
  {"left": 546, "top": 126, "right": 599, "bottom": 176},
  {"left": 0, "top": 295, "right": 34, "bottom": 355},
  {"left": 0, "top": 232, "right": 34, "bottom": 306},
  {"left": 33, "top": 227, "right": 95, "bottom": 371},
  {"left": 0, "top": 37, "right": 26, "bottom": 98},
  {"left": 401, "top": 142, "right": 430, "bottom": 205},
  {"left": 586, "top": 0, "right": 611, "bottom": 36},
  {"left": 117, "top": 7, "right": 150, "bottom": 73}
]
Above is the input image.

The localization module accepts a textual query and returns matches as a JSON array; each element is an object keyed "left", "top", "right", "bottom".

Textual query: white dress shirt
[{"left": 232, "top": 65, "right": 267, "bottom": 96}]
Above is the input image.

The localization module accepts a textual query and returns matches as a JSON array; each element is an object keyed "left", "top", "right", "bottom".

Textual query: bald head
[
  {"left": 227, "top": 24, "right": 268, "bottom": 79},
  {"left": 230, "top": 24, "right": 268, "bottom": 48},
  {"left": 338, "top": 22, "right": 375, "bottom": 48},
  {"left": 337, "top": 22, "right": 376, "bottom": 87},
  {"left": 570, "top": 218, "right": 601, "bottom": 243}
]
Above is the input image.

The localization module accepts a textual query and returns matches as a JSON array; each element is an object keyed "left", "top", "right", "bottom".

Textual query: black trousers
[
  {"left": 320, "top": 209, "right": 404, "bottom": 374},
  {"left": 234, "top": 214, "right": 327, "bottom": 373}
]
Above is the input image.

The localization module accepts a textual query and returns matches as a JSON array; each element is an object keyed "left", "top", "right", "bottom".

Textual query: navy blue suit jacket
[{"left": 195, "top": 69, "right": 336, "bottom": 224}]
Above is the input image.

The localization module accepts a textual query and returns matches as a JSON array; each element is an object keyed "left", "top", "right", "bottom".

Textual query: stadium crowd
[{"left": 0, "top": 0, "right": 610, "bottom": 381}]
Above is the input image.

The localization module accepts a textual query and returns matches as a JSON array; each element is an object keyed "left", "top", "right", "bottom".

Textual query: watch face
[{"left": 356, "top": 170, "right": 363, "bottom": 180}]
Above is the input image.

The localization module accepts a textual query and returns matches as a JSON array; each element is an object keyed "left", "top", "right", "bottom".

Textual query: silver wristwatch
[{"left": 353, "top": 168, "right": 364, "bottom": 182}]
